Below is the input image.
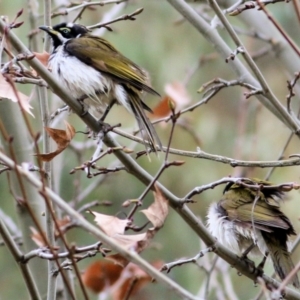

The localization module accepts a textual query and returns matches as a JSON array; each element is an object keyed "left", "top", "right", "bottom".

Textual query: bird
[
  {"left": 39, "top": 22, "right": 161, "bottom": 152},
  {"left": 207, "top": 178, "right": 299, "bottom": 288}
]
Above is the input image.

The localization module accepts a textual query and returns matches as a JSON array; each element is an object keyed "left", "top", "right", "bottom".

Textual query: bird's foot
[
  {"left": 241, "top": 243, "right": 256, "bottom": 258},
  {"left": 240, "top": 254, "right": 256, "bottom": 271},
  {"left": 99, "top": 99, "right": 116, "bottom": 122},
  {"left": 84, "top": 122, "right": 121, "bottom": 140},
  {"left": 240, "top": 245, "right": 256, "bottom": 272},
  {"left": 255, "top": 263, "right": 265, "bottom": 278},
  {"left": 81, "top": 110, "right": 88, "bottom": 117},
  {"left": 97, "top": 120, "right": 121, "bottom": 135},
  {"left": 78, "top": 99, "right": 89, "bottom": 117},
  {"left": 255, "top": 252, "right": 268, "bottom": 277}
]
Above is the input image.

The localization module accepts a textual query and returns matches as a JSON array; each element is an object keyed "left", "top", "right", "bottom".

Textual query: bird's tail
[
  {"left": 262, "top": 231, "right": 300, "bottom": 288},
  {"left": 128, "top": 91, "right": 161, "bottom": 153}
]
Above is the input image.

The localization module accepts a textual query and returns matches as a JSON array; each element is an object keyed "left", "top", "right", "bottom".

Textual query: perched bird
[
  {"left": 207, "top": 178, "right": 299, "bottom": 288},
  {"left": 39, "top": 22, "right": 161, "bottom": 151}
]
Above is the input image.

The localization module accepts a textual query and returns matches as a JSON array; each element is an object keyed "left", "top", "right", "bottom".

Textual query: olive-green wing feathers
[
  {"left": 232, "top": 203, "right": 291, "bottom": 230},
  {"left": 223, "top": 187, "right": 295, "bottom": 234},
  {"left": 65, "top": 36, "right": 160, "bottom": 96}
]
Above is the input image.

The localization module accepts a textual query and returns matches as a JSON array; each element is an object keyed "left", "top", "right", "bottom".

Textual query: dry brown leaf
[
  {"left": 33, "top": 51, "right": 50, "bottom": 67},
  {"left": 92, "top": 212, "right": 151, "bottom": 253},
  {"left": 83, "top": 259, "right": 162, "bottom": 299},
  {"left": 35, "top": 121, "right": 75, "bottom": 161},
  {"left": 112, "top": 262, "right": 163, "bottom": 300},
  {"left": 152, "top": 96, "right": 174, "bottom": 118},
  {"left": 56, "top": 215, "right": 71, "bottom": 228},
  {"left": 136, "top": 229, "right": 157, "bottom": 254},
  {"left": 111, "top": 233, "right": 147, "bottom": 250},
  {"left": 82, "top": 260, "right": 123, "bottom": 294},
  {"left": 32, "top": 51, "right": 50, "bottom": 76},
  {"left": 106, "top": 231, "right": 155, "bottom": 264},
  {"left": 106, "top": 254, "right": 129, "bottom": 268},
  {"left": 31, "top": 216, "right": 72, "bottom": 246},
  {"left": 0, "top": 74, "right": 33, "bottom": 116},
  {"left": 151, "top": 81, "right": 191, "bottom": 119},
  {"left": 92, "top": 211, "right": 130, "bottom": 236},
  {"left": 141, "top": 185, "right": 169, "bottom": 229},
  {"left": 30, "top": 226, "right": 46, "bottom": 247},
  {"left": 55, "top": 216, "right": 71, "bottom": 235},
  {"left": 113, "top": 264, "right": 151, "bottom": 300},
  {"left": 165, "top": 81, "right": 190, "bottom": 107},
  {"left": 92, "top": 189, "right": 167, "bottom": 259}
]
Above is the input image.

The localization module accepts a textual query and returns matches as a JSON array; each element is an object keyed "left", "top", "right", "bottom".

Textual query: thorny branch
[{"left": 51, "top": 0, "right": 128, "bottom": 18}]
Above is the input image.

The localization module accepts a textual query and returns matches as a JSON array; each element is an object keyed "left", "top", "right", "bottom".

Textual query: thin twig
[
  {"left": 87, "top": 7, "right": 144, "bottom": 30},
  {"left": 208, "top": 0, "right": 300, "bottom": 132},
  {"left": 51, "top": 0, "right": 128, "bottom": 18},
  {"left": 0, "top": 152, "right": 202, "bottom": 300},
  {"left": 127, "top": 108, "right": 181, "bottom": 219},
  {"left": 114, "top": 128, "right": 300, "bottom": 168},
  {"left": 184, "top": 177, "right": 299, "bottom": 199},
  {"left": 292, "top": 0, "right": 300, "bottom": 24},
  {"left": 161, "top": 247, "right": 213, "bottom": 273},
  {"left": 256, "top": 0, "right": 300, "bottom": 57}
]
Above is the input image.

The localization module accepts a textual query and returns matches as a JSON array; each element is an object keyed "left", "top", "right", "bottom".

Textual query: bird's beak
[{"left": 39, "top": 25, "right": 57, "bottom": 36}]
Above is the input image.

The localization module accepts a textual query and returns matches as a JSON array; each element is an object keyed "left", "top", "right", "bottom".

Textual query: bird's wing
[
  {"left": 65, "top": 36, "right": 160, "bottom": 96},
  {"left": 232, "top": 203, "right": 291, "bottom": 231}
]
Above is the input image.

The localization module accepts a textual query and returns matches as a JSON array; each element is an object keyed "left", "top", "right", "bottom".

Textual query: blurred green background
[{"left": 0, "top": 0, "right": 300, "bottom": 299}]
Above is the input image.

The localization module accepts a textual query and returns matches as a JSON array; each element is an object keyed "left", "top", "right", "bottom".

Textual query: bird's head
[{"left": 39, "top": 23, "right": 89, "bottom": 49}]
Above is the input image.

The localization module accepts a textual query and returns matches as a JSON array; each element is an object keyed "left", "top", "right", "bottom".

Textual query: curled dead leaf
[
  {"left": 110, "top": 233, "right": 147, "bottom": 250},
  {"left": 92, "top": 188, "right": 168, "bottom": 259},
  {"left": 141, "top": 184, "right": 169, "bottom": 229},
  {"left": 35, "top": 121, "right": 75, "bottom": 161},
  {"left": 136, "top": 229, "right": 156, "bottom": 253},
  {"left": 91, "top": 211, "right": 130, "bottom": 236},
  {"left": 92, "top": 212, "right": 153, "bottom": 252},
  {"left": 92, "top": 211, "right": 153, "bottom": 251}
]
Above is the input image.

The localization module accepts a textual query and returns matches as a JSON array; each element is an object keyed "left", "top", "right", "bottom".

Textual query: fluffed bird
[
  {"left": 39, "top": 22, "right": 161, "bottom": 152},
  {"left": 207, "top": 178, "right": 299, "bottom": 288}
]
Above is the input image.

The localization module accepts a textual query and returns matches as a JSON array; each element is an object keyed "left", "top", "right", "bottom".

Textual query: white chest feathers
[
  {"left": 207, "top": 203, "right": 268, "bottom": 256},
  {"left": 48, "top": 45, "right": 130, "bottom": 115}
]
